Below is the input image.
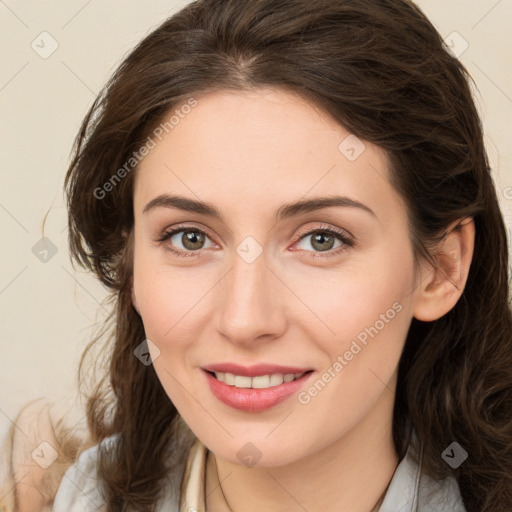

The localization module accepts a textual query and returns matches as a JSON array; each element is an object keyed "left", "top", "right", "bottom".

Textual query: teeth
[
  {"left": 213, "top": 371, "right": 305, "bottom": 389},
  {"left": 269, "top": 374, "right": 283, "bottom": 386},
  {"left": 252, "top": 375, "right": 270, "bottom": 388},
  {"left": 235, "top": 375, "right": 252, "bottom": 388}
]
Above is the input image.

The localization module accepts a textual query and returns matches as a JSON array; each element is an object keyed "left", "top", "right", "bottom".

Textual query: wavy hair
[{"left": 63, "top": 0, "right": 512, "bottom": 510}]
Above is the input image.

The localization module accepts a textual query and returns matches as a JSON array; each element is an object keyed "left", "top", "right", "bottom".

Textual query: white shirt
[{"left": 52, "top": 426, "right": 467, "bottom": 512}]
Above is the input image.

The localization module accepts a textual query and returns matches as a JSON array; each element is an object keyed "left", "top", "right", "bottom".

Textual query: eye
[
  {"left": 155, "top": 225, "right": 216, "bottom": 258},
  {"left": 292, "top": 225, "right": 353, "bottom": 258},
  {"left": 155, "top": 223, "right": 354, "bottom": 259}
]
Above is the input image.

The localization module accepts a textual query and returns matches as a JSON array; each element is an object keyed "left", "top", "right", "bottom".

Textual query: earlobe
[{"left": 413, "top": 217, "right": 475, "bottom": 322}]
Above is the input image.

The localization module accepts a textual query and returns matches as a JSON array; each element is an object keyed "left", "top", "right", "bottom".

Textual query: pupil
[
  {"left": 312, "top": 233, "right": 334, "bottom": 251},
  {"left": 183, "top": 230, "right": 204, "bottom": 250}
]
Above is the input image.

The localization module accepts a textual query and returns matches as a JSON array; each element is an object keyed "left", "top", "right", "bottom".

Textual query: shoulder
[
  {"left": 52, "top": 442, "right": 107, "bottom": 512},
  {"left": 416, "top": 466, "right": 467, "bottom": 512},
  {"left": 52, "top": 425, "right": 195, "bottom": 512},
  {"left": 379, "top": 441, "right": 467, "bottom": 512},
  {"left": 0, "top": 397, "right": 89, "bottom": 512}
]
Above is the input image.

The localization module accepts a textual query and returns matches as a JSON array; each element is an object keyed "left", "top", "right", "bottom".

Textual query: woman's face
[{"left": 132, "top": 87, "right": 423, "bottom": 466}]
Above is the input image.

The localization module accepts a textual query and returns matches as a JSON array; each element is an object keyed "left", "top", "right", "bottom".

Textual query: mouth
[
  {"left": 205, "top": 369, "right": 314, "bottom": 389},
  {"left": 201, "top": 366, "right": 315, "bottom": 412}
]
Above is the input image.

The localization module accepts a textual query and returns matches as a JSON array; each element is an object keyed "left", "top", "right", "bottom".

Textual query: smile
[
  {"left": 202, "top": 367, "right": 315, "bottom": 412},
  {"left": 210, "top": 371, "right": 306, "bottom": 389}
]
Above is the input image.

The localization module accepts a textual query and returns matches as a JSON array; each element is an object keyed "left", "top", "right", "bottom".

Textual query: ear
[{"left": 413, "top": 217, "right": 475, "bottom": 322}]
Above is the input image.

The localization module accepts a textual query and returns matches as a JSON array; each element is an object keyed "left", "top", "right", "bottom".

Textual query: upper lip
[{"left": 202, "top": 362, "right": 313, "bottom": 377}]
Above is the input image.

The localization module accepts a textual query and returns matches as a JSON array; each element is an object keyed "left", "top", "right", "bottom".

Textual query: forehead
[{"left": 133, "top": 87, "right": 400, "bottom": 223}]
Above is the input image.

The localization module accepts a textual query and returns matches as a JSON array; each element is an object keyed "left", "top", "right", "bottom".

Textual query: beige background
[{"left": 1, "top": 1, "right": 511, "bottom": 447}]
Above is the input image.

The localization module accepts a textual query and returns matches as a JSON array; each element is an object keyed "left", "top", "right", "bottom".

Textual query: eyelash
[{"left": 155, "top": 223, "right": 354, "bottom": 259}]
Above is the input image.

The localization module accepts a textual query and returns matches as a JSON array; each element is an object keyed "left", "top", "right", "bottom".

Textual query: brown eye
[
  {"left": 295, "top": 228, "right": 351, "bottom": 255},
  {"left": 156, "top": 225, "right": 215, "bottom": 257},
  {"left": 309, "top": 232, "right": 337, "bottom": 252},
  {"left": 179, "top": 230, "right": 206, "bottom": 250}
]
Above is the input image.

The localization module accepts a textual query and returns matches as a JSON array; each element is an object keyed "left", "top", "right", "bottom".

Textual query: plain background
[{"left": 1, "top": 0, "right": 511, "bottom": 447}]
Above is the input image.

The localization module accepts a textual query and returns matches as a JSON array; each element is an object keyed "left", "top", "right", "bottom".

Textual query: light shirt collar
[{"left": 179, "top": 437, "right": 428, "bottom": 512}]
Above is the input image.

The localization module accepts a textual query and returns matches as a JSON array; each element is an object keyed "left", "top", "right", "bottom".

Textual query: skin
[{"left": 131, "top": 87, "right": 475, "bottom": 512}]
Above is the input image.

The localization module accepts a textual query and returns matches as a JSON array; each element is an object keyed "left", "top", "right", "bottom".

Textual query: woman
[{"left": 6, "top": 0, "right": 512, "bottom": 510}]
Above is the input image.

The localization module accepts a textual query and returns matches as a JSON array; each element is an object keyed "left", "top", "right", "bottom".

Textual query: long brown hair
[{"left": 64, "top": 0, "right": 512, "bottom": 510}]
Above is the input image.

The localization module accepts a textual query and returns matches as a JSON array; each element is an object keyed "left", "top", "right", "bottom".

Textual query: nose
[{"left": 215, "top": 250, "right": 287, "bottom": 346}]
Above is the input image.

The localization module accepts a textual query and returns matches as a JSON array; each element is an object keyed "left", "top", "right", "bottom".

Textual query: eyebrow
[{"left": 142, "top": 193, "right": 376, "bottom": 221}]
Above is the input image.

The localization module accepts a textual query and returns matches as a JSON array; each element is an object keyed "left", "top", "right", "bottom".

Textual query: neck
[{"left": 206, "top": 382, "right": 399, "bottom": 512}]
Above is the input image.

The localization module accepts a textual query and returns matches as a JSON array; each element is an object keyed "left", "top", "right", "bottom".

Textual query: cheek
[
  {"left": 290, "top": 245, "right": 413, "bottom": 351},
  {"left": 294, "top": 275, "right": 412, "bottom": 445},
  {"left": 135, "top": 271, "right": 194, "bottom": 348},
  {"left": 293, "top": 246, "right": 414, "bottom": 411},
  {"left": 132, "top": 248, "right": 215, "bottom": 361},
  {"left": 132, "top": 246, "right": 174, "bottom": 348},
  {"left": 132, "top": 259, "right": 204, "bottom": 407},
  {"left": 133, "top": 261, "right": 169, "bottom": 337}
]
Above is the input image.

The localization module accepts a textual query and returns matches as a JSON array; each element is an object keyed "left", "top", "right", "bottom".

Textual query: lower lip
[{"left": 203, "top": 370, "right": 314, "bottom": 412}]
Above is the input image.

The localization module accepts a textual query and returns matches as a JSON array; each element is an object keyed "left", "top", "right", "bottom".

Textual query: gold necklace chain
[{"left": 213, "top": 452, "right": 234, "bottom": 512}]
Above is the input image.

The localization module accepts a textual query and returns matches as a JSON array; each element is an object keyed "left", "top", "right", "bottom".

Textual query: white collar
[{"left": 178, "top": 435, "right": 465, "bottom": 512}]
